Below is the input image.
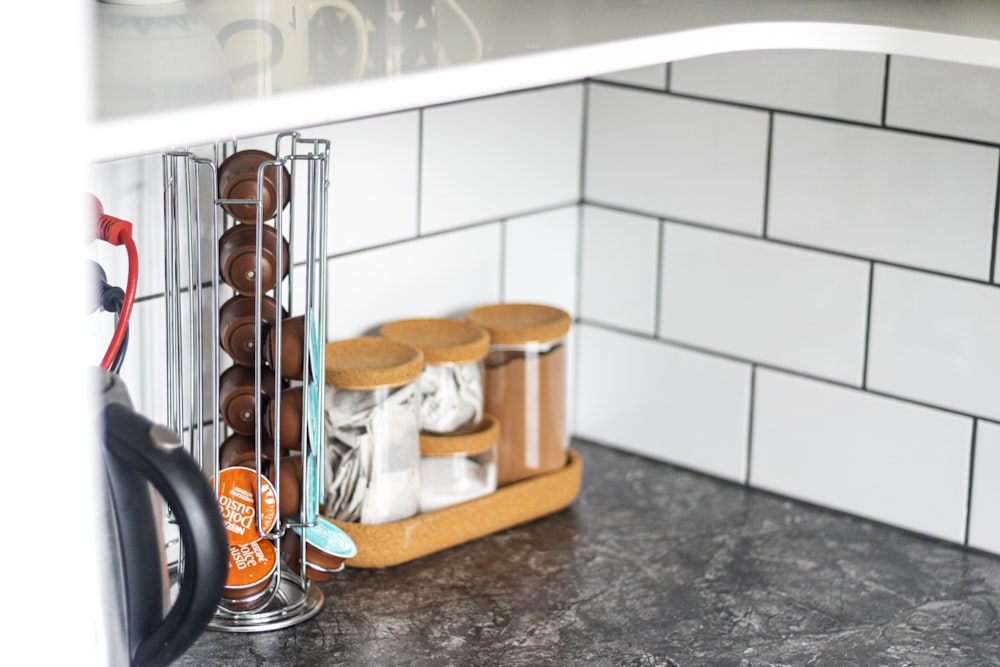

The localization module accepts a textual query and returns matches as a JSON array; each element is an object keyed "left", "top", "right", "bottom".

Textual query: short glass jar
[
  {"left": 379, "top": 317, "right": 489, "bottom": 436},
  {"left": 417, "top": 413, "right": 499, "bottom": 513},
  {"left": 323, "top": 337, "right": 424, "bottom": 524},
  {"left": 466, "top": 303, "right": 571, "bottom": 487}
]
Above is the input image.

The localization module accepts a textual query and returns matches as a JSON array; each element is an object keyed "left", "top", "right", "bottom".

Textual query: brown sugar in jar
[{"left": 466, "top": 303, "right": 571, "bottom": 487}]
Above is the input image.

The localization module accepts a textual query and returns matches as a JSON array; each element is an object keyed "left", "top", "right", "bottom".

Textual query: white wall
[{"left": 88, "top": 50, "right": 1000, "bottom": 555}]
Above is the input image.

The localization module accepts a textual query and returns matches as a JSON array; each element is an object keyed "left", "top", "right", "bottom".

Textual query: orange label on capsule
[
  {"left": 226, "top": 539, "right": 277, "bottom": 590},
  {"left": 212, "top": 466, "right": 278, "bottom": 546}
]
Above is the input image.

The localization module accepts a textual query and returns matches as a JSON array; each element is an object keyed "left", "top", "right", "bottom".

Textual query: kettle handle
[{"left": 104, "top": 402, "right": 229, "bottom": 667}]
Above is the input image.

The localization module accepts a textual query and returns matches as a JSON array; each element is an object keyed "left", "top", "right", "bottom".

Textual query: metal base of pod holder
[{"left": 208, "top": 571, "right": 324, "bottom": 633}]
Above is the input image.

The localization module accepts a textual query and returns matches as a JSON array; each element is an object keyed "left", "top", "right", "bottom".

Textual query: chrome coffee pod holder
[{"left": 162, "top": 132, "right": 331, "bottom": 632}]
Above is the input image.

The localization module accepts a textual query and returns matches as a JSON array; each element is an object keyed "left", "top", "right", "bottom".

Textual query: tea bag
[
  {"left": 324, "top": 382, "right": 420, "bottom": 523},
  {"left": 418, "top": 362, "right": 483, "bottom": 434}
]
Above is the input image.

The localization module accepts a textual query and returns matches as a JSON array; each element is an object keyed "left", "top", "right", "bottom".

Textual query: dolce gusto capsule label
[
  {"left": 212, "top": 466, "right": 278, "bottom": 545},
  {"left": 226, "top": 539, "right": 277, "bottom": 589}
]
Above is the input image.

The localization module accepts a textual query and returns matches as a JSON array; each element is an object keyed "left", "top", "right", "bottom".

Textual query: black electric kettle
[{"left": 98, "top": 368, "right": 228, "bottom": 667}]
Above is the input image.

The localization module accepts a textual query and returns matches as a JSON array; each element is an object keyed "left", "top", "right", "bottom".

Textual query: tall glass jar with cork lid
[
  {"left": 323, "top": 337, "right": 424, "bottom": 524},
  {"left": 465, "top": 303, "right": 571, "bottom": 487}
]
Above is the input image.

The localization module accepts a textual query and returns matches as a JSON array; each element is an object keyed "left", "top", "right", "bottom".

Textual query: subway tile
[
  {"left": 325, "top": 224, "right": 502, "bottom": 340},
  {"left": 887, "top": 56, "right": 1000, "bottom": 144},
  {"left": 659, "top": 224, "right": 870, "bottom": 385},
  {"left": 593, "top": 64, "right": 667, "bottom": 89},
  {"left": 769, "top": 115, "right": 998, "bottom": 280},
  {"left": 750, "top": 368, "right": 972, "bottom": 543},
  {"left": 503, "top": 206, "right": 579, "bottom": 317},
  {"left": 585, "top": 83, "right": 769, "bottom": 235},
  {"left": 421, "top": 86, "right": 583, "bottom": 233},
  {"left": 237, "top": 114, "right": 422, "bottom": 260},
  {"left": 579, "top": 206, "right": 659, "bottom": 335},
  {"left": 319, "top": 112, "right": 420, "bottom": 254},
  {"left": 670, "top": 50, "right": 885, "bottom": 123},
  {"left": 867, "top": 265, "right": 1000, "bottom": 421},
  {"left": 969, "top": 420, "right": 1000, "bottom": 554},
  {"left": 576, "top": 324, "right": 751, "bottom": 482}
]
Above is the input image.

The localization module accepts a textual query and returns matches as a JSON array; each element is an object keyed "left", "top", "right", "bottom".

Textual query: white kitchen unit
[{"left": 24, "top": 2, "right": 1000, "bottom": 662}]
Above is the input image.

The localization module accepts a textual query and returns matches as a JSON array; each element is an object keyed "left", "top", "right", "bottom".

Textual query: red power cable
[{"left": 93, "top": 195, "right": 139, "bottom": 371}]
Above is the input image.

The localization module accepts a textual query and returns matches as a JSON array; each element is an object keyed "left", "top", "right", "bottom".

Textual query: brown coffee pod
[
  {"left": 281, "top": 527, "right": 346, "bottom": 582},
  {"left": 219, "top": 365, "right": 276, "bottom": 436},
  {"left": 221, "top": 539, "right": 279, "bottom": 610},
  {"left": 264, "top": 315, "right": 305, "bottom": 380},
  {"left": 267, "top": 456, "right": 303, "bottom": 519},
  {"left": 218, "top": 149, "right": 291, "bottom": 222},
  {"left": 219, "top": 295, "right": 285, "bottom": 366},
  {"left": 264, "top": 386, "right": 303, "bottom": 450},
  {"left": 219, "top": 433, "right": 277, "bottom": 470},
  {"left": 218, "top": 223, "right": 290, "bottom": 295}
]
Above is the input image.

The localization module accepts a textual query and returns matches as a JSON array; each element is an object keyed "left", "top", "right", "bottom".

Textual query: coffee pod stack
[
  {"left": 214, "top": 149, "right": 333, "bottom": 606},
  {"left": 379, "top": 318, "right": 498, "bottom": 513}
]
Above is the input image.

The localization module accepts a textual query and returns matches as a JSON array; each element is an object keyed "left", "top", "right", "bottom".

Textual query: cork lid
[
  {"left": 325, "top": 337, "right": 424, "bottom": 390},
  {"left": 465, "top": 303, "right": 571, "bottom": 345},
  {"left": 379, "top": 318, "right": 490, "bottom": 365},
  {"left": 420, "top": 412, "right": 500, "bottom": 457}
]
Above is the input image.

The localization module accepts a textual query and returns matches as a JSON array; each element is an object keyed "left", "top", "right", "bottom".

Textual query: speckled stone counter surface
[{"left": 178, "top": 439, "right": 1000, "bottom": 666}]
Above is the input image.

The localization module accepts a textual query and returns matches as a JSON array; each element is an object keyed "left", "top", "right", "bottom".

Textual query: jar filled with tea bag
[
  {"left": 466, "top": 303, "right": 571, "bottom": 487},
  {"left": 378, "top": 318, "right": 489, "bottom": 435},
  {"left": 323, "top": 337, "right": 424, "bottom": 524}
]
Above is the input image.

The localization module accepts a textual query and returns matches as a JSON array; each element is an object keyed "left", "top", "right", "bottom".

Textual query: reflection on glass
[{"left": 95, "top": 0, "right": 485, "bottom": 120}]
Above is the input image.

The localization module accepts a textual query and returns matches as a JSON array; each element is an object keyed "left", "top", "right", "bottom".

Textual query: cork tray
[{"left": 327, "top": 449, "right": 583, "bottom": 568}]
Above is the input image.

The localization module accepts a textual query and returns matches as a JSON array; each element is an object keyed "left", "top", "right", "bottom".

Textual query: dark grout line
[
  {"left": 588, "top": 79, "right": 1000, "bottom": 150},
  {"left": 584, "top": 200, "right": 1000, "bottom": 289},
  {"left": 861, "top": 262, "right": 876, "bottom": 389},
  {"left": 416, "top": 109, "right": 425, "bottom": 236},
  {"left": 653, "top": 219, "right": 665, "bottom": 338},
  {"left": 499, "top": 218, "right": 507, "bottom": 302},
  {"left": 990, "top": 151, "right": 1000, "bottom": 283},
  {"left": 664, "top": 62, "right": 672, "bottom": 92},
  {"left": 762, "top": 112, "right": 775, "bottom": 238},
  {"left": 577, "top": 318, "right": 992, "bottom": 422},
  {"left": 965, "top": 419, "right": 979, "bottom": 546},
  {"left": 579, "top": 82, "right": 591, "bottom": 203},
  {"left": 745, "top": 365, "right": 757, "bottom": 486},
  {"left": 881, "top": 55, "right": 892, "bottom": 127}
]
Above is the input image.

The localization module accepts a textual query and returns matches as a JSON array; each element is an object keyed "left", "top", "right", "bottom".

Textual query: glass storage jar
[
  {"left": 417, "top": 413, "right": 499, "bottom": 513},
  {"left": 378, "top": 317, "right": 489, "bottom": 436},
  {"left": 465, "top": 303, "right": 571, "bottom": 487},
  {"left": 323, "top": 337, "right": 424, "bottom": 524}
]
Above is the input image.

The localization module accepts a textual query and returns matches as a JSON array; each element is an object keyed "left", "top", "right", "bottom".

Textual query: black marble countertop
[{"left": 178, "top": 439, "right": 1000, "bottom": 666}]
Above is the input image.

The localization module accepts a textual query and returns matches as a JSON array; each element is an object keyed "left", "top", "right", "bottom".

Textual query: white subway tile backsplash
[
  {"left": 576, "top": 324, "right": 751, "bottom": 482},
  {"left": 670, "top": 50, "right": 886, "bottom": 123},
  {"left": 585, "top": 84, "right": 769, "bottom": 235},
  {"left": 503, "top": 206, "right": 579, "bottom": 316},
  {"left": 580, "top": 207, "right": 659, "bottom": 335},
  {"left": 325, "top": 224, "right": 501, "bottom": 340},
  {"left": 659, "top": 224, "right": 870, "bottom": 385},
  {"left": 769, "top": 115, "right": 998, "bottom": 281},
  {"left": 887, "top": 56, "right": 1000, "bottom": 144},
  {"left": 420, "top": 86, "right": 583, "bottom": 234},
  {"left": 969, "top": 420, "right": 1000, "bottom": 553},
  {"left": 321, "top": 112, "right": 420, "bottom": 254},
  {"left": 750, "top": 368, "right": 972, "bottom": 543},
  {"left": 867, "top": 265, "right": 1000, "bottom": 421},
  {"left": 593, "top": 64, "right": 667, "bottom": 89}
]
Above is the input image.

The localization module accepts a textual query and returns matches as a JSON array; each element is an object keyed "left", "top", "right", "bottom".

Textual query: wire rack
[{"left": 162, "top": 131, "right": 331, "bottom": 632}]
